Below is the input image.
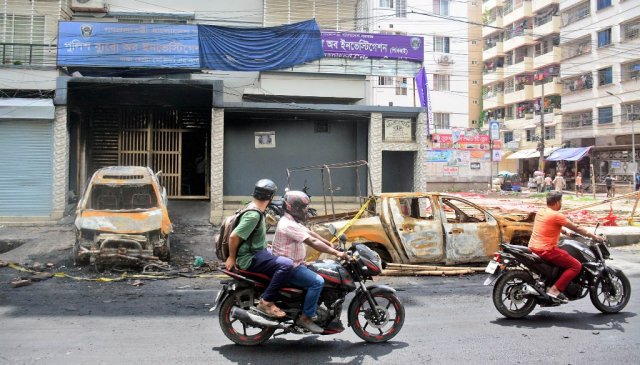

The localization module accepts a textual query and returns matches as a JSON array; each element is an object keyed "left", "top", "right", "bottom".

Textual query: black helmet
[
  {"left": 283, "top": 190, "right": 310, "bottom": 222},
  {"left": 253, "top": 179, "right": 277, "bottom": 201}
]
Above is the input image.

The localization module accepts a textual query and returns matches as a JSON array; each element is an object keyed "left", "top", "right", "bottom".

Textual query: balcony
[
  {"left": 483, "top": 17, "right": 504, "bottom": 37},
  {"left": 503, "top": 30, "right": 535, "bottom": 52},
  {"left": 483, "top": 0, "right": 505, "bottom": 12},
  {"left": 0, "top": 43, "right": 56, "bottom": 66},
  {"left": 533, "top": 46, "right": 561, "bottom": 68},
  {"left": 533, "top": 16, "right": 560, "bottom": 39},
  {"left": 483, "top": 67, "right": 505, "bottom": 85},
  {"left": 484, "top": 92, "right": 505, "bottom": 109},
  {"left": 483, "top": 42, "right": 504, "bottom": 61},
  {"left": 534, "top": 80, "right": 562, "bottom": 97},
  {"left": 503, "top": 1, "right": 533, "bottom": 26},
  {"left": 505, "top": 56, "right": 533, "bottom": 76},
  {"left": 504, "top": 85, "right": 533, "bottom": 104},
  {"left": 532, "top": 0, "right": 559, "bottom": 13}
]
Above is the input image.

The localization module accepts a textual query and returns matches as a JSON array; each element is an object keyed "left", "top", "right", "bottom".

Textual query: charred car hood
[{"left": 75, "top": 209, "right": 173, "bottom": 234}]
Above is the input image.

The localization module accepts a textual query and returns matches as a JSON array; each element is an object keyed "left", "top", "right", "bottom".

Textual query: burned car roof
[{"left": 92, "top": 166, "right": 155, "bottom": 185}]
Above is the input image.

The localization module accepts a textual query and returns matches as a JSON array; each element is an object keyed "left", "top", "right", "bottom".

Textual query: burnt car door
[
  {"left": 387, "top": 196, "right": 444, "bottom": 263},
  {"left": 438, "top": 197, "right": 500, "bottom": 264}
]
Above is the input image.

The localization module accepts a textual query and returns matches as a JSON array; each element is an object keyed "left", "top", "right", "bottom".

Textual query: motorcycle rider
[
  {"left": 528, "top": 191, "right": 604, "bottom": 303},
  {"left": 271, "top": 190, "right": 349, "bottom": 333},
  {"left": 225, "top": 179, "right": 294, "bottom": 318}
]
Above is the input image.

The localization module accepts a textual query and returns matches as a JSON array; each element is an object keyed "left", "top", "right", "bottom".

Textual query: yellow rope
[{"left": 329, "top": 196, "right": 375, "bottom": 243}]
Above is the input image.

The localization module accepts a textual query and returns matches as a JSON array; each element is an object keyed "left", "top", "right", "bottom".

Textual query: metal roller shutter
[{"left": 0, "top": 120, "right": 53, "bottom": 216}]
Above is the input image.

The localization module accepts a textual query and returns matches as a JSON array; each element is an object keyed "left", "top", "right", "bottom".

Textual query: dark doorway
[
  {"left": 181, "top": 131, "right": 208, "bottom": 196},
  {"left": 382, "top": 151, "right": 415, "bottom": 192}
]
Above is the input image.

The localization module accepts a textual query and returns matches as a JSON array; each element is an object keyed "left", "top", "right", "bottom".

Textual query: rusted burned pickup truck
[
  {"left": 310, "top": 193, "right": 533, "bottom": 265},
  {"left": 73, "top": 166, "right": 173, "bottom": 268}
]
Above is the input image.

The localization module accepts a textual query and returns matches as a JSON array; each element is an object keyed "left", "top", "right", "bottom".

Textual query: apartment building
[
  {"left": 367, "top": 0, "right": 481, "bottom": 129},
  {"left": 560, "top": 0, "right": 640, "bottom": 188},
  {"left": 482, "top": 0, "right": 563, "bottom": 178}
]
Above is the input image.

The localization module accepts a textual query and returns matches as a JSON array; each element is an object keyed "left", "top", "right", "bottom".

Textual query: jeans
[
  {"left": 248, "top": 249, "right": 294, "bottom": 302},
  {"left": 531, "top": 246, "right": 582, "bottom": 292},
  {"left": 289, "top": 265, "right": 324, "bottom": 318}
]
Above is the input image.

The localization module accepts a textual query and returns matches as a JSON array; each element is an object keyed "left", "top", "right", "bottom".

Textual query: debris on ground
[
  {"left": 10, "top": 279, "right": 32, "bottom": 288},
  {"left": 382, "top": 263, "right": 485, "bottom": 276},
  {"left": 131, "top": 280, "right": 145, "bottom": 287}
]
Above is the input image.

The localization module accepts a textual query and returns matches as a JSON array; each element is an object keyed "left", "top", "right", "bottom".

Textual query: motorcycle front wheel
[
  {"left": 218, "top": 289, "right": 275, "bottom": 346},
  {"left": 349, "top": 292, "right": 404, "bottom": 343},
  {"left": 492, "top": 270, "right": 536, "bottom": 319},
  {"left": 590, "top": 269, "right": 631, "bottom": 314}
]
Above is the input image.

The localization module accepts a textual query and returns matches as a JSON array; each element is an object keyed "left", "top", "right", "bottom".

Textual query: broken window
[
  {"left": 442, "top": 198, "right": 487, "bottom": 223},
  {"left": 397, "top": 197, "right": 435, "bottom": 220}
]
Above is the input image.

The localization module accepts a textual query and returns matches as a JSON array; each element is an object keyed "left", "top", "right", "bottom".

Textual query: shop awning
[
  {"left": 546, "top": 147, "right": 592, "bottom": 161},
  {"left": 506, "top": 147, "right": 559, "bottom": 159}
]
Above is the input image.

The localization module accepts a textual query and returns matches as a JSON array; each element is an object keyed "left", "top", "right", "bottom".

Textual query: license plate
[{"left": 485, "top": 260, "right": 499, "bottom": 274}]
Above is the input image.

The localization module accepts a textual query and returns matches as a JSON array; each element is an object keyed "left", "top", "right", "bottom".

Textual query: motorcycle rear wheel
[
  {"left": 350, "top": 292, "right": 404, "bottom": 343},
  {"left": 590, "top": 269, "right": 631, "bottom": 314},
  {"left": 218, "top": 289, "right": 275, "bottom": 346},
  {"left": 492, "top": 270, "right": 536, "bottom": 319}
]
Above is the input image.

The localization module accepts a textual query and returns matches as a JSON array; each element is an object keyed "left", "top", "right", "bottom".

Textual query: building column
[
  {"left": 368, "top": 112, "right": 382, "bottom": 194},
  {"left": 210, "top": 107, "right": 225, "bottom": 224},
  {"left": 52, "top": 106, "right": 69, "bottom": 220},
  {"left": 414, "top": 112, "right": 428, "bottom": 192}
]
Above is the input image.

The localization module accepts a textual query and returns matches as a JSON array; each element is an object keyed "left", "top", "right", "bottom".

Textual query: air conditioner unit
[
  {"left": 438, "top": 55, "right": 455, "bottom": 65},
  {"left": 71, "top": 0, "right": 107, "bottom": 12}
]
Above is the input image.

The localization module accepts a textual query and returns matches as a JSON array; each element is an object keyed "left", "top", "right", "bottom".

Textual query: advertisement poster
[
  {"left": 426, "top": 149, "right": 451, "bottom": 163},
  {"left": 452, "top": 150, "right": 470, "bottom": 166},
  {"left": 492, "top": 150, "right": 502, "bottom": 162}
]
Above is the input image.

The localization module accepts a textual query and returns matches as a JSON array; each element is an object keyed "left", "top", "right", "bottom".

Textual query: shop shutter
[{"left": 0, "top": 120, "right": 53, "bottom": 216}]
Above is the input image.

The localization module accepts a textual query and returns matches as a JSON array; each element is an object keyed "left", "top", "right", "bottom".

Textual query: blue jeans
[
  {"left": 289, "top": 265, "right": 324, "bottom": 318},
  {"left": 248, "top": 249, "right": 294, "bottom": 302}
]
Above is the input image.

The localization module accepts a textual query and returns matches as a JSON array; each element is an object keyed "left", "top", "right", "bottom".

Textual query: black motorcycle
[
  {"left": 484, "top": 225, "right": 631, "bottom": 319},
  {"left": 211, "top": 226, "right": 404, "bottom": 345}
]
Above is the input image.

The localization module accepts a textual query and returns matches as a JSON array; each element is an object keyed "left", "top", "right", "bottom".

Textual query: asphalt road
[{"left": 1, "top": 247, "right": 639, "bottom": 365}]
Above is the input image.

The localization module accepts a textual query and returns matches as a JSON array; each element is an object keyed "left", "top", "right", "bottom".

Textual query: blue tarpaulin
[
  {"left": 546, "top": 147, "right": 592, "bottom": 161},
  {"left": 198, "top": 20, "right": 324, "bottom": 71}
]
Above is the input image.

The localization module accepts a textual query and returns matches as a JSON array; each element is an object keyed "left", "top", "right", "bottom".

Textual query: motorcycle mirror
[
  {"left": 594, "top": 222, "right": 600, "bottom": 235},
  {"left": 327, "top": 224, "right": 337, "bottom": 236},
  {"left": 339, "top": 233, "right": 347, "bottom": 244}
]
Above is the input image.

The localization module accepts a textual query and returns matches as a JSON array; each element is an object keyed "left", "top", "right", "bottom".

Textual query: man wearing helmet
[
  {"left": 272, "top": 190, "right": 348, "bottom": 334},
  {"left": 226, "top": 179, "right": 294, "bottom": 318}
]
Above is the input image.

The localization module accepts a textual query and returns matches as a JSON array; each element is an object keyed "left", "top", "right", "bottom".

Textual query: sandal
[
  {"left": 256, "top": 299, "right": 286, "bottom": 318},
  {"left": 547, "top": 292, "right": 569, "bottom": 304}
]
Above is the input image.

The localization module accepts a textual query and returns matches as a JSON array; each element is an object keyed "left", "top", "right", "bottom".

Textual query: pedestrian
[
  {"left": 544, "top": 174, "right": 553, "bottom": 192},
  {"left": 575, "top": 172, "right": 583, "bottom": 197},
  {"left": 635, "top": 173, "right": 640, "bottom": 192},
  {"left": 605, "top": 175, "right": 614, "bottom": 198},
  {"left": 536, "top": 173, "right": 544, "bottom": 193},
  {"left": 552, "top": 172, "right": 566, "bottom": 192}
]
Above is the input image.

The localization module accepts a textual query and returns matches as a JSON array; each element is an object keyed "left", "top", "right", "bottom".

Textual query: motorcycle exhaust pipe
[
  {"left": 521, "top": 284, "right": 543, "bottom": 296},
  {"left": 230, "top": 307, "right": 287, "bottom": 329}
]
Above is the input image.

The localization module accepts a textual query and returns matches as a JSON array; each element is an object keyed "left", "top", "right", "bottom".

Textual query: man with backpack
[{"left": 225, "top": 179, "right": 294, "bottom": 318}]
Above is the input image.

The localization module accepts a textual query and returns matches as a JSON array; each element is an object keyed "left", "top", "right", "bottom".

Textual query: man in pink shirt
[{"left": 272, "top": 191, "right": 348, "bottom": 333}]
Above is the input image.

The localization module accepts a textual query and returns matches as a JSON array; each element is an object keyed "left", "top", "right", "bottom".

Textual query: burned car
[{"left": 73, "top": 166, "right": 173, "bottom": 267}]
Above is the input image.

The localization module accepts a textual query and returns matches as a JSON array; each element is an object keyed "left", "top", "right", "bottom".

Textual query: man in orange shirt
[{"left": 528, "top": 191, "right": 603, "bottom": 302}]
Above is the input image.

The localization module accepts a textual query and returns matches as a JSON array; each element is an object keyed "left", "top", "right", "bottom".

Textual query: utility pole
[
  {"left": 607, "top": 91, "right": 636, "bottom": 191},
  {"left": 538, "top": 80, "right": 545, "bottom": 172}
]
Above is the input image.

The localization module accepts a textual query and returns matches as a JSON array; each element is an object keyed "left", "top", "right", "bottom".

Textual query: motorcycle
[
  {"left": 484, "top": 224, "right": 631, "bottom": 319},
  {"left": 211, "top": 226, "right": 405, "bottom": 345},
  {"left": 266, "top": 184, "right": 317, "bottom": 231}
]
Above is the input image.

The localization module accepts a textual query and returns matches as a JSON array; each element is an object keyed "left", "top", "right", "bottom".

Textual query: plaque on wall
[
  {"left": 255, "top": 131, "right": 276, "bottom": 148},
  {"left": 384, "top": 118, "right": 413, "bottom": 142}
]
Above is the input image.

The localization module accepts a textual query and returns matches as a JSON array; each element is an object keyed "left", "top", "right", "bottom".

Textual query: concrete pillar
[
  {"left": 210, "top": 107, "right": 225, "bottom": 224},
  {"left": 414, "top": 112, "right": 428, "bottom": 192},
  {"left": 368, "top": 112, "right": 383, "bottom": 194},
  {"left": 52, "top": 106, "right": 69, "bottom": 220}
]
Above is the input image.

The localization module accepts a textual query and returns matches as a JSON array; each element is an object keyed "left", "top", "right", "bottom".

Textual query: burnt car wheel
[{"left": 72, "top": 240, "right": 89, "bottom": 266}]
